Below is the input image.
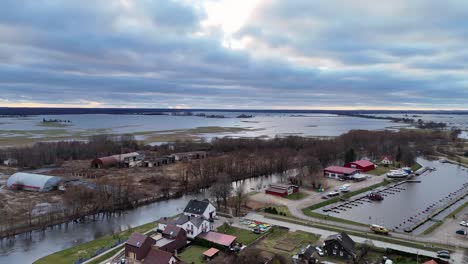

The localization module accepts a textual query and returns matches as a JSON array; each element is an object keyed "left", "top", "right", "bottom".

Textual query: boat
[
  {"left": 339, "top": 184, "right": 351, "bottom": 193},
  {"left": 386, "top": 169, "right": 409, "bottom": 178},
  {"left": 327, "top": 190, "right": 340, "bottom": 197}
]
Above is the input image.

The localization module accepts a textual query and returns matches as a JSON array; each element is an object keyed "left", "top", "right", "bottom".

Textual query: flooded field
[
  {"left": 315, "top": 158, "right": 468, "bottom": 234},
  {"left": 0, "top": 113, "right": 406, "bottom": 146}
]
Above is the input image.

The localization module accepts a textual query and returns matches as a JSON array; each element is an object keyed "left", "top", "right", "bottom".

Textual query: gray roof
[
  {"left": 325, "top": 232, "right": 356, "bottom": 256},
  {"left": 183, "top": 199, "right": 210, "bottom": 215},
  {"left": 6, "top": 172, "right": 61, "bottom": 191},
  {"left": 176, "top": 214, "right": 205, "bottom": 227}
]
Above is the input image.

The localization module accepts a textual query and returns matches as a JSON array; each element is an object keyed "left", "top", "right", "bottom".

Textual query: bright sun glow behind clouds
[{"left": 201, "top": 0, "right": 261, "bottom": 48}]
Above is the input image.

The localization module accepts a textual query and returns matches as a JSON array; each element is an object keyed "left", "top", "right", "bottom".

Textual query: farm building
[
  {"left": 265, "top": 183, "right": 299, "bottom": 197},
  {"left": 7, "top": 172, "right": 61, "bottom": 192},
  {"left": 170, "top": 151, "right": 206, "bottom": 162},
  {"left": 324, "top": 166, "right": 360, "bottom": 180},
  {"left": 344, "top": 160, "right": 376, "bottom": 172},
  {"left": 91, "top": 152, "right": 144, "bottom": 168},
  {"left": 91, "top": 156, "right": 118, "bottom": 168},
  {"left": 125, "top": 233, "right": 156, "bottom": 261},
  {"left": 144, "top": 156, "right": 176, "bottom": 167}
]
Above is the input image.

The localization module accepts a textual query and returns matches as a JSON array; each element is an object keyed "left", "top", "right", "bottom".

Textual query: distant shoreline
[{"left": 0, "top": 107, "right": 468, "bottom": 116}]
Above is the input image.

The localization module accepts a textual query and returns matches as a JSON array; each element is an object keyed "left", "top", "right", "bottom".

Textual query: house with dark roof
[
  {"left": 125, "top": 233, "right": 156, "bottom": 261},
  {"left": 323, "top": 232, "right": 357, "bottom": 261},
  {"left": 183, "top": 199, "right": 216, "bottom": 220},
  {"left": 158, "top": 217, "right": 177, "bottom": 232},
  {"left": 292, "top": 244, "right": 317, "bottom": 264},
  {"left": 175, "top": 214, "right": 212, "bottom": 239},
  {"left": 143, "top": 247, "right": 182, "bottom": 264},
  {"left": 154, "top": 225, "right": 187, "bottom": 254}
]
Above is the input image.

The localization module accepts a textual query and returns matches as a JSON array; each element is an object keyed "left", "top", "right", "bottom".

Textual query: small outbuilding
[
  {"left": 324, "top": 166, "right": 360, "bottom": 180},
  {"left": 265, "top": 183, "right": 299, "bottom": 197},
  {"left": 198, "top": 231, "right": 237, "bottom": 248},
  {"left": 344, "top": 160, "right": 376, "bottom": 172},
  {"left": 203, "top": 248, "right": 219, "bottom": 260},
  {"left": 7, "top": 172, "right": 61, "bottom": 192}
]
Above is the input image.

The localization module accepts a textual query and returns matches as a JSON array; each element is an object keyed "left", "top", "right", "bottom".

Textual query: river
[{"left": 0, "top": 173, "right": 283, "bottom": 263}]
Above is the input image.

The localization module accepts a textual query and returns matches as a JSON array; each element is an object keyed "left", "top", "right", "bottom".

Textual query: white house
[
  {"left": 381, "top": 155, "right": 393, "bottom": 165},
  {"left": 183, "top": 199, "right": 216, "bottom": 220},
  {"left": 175, "top": 215, "right": 213, "bottom": 239}
]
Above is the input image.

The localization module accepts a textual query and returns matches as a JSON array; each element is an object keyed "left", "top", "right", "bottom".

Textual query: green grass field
[
  {"left": 34, "top": 221, "right": 156, "bottom": 264},
  {"left": 217, "top": 225, "right": 261, "bottom": 245},
  {"left": 368, "top": 166, "right": 392, "bottom": 176},
  {"left": 285, "top": 192, "right": 308, "bottom": 200},
  {"left": 178, "top": 245, "right": 209, "bottom": 264},
  {"left": 255, "top": 227, "right": 320, "bottom": 257}
]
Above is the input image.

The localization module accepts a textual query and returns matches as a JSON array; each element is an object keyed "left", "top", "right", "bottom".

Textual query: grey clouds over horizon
[{"left": 0, "top": 0, "right": 467, "bottom": 109}]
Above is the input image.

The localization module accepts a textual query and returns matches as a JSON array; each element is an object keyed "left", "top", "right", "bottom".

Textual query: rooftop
[
  {"left": 126, "top": 233, "right": 151, "bottom": 248},
  {"left": 198, "top": 231, "right": 236, "bottom": 247},
  {"left": 350, "top": 160, "right": 375, "bottom": 167},
  {"left": 203, "top": 247, "right": 219, "bottom": 258},
  {"left": 183, "top": 199, "right": 211, "bottom": 215},
  {"left": 324, "top": 166, "right": 360, "bottom": 174}
]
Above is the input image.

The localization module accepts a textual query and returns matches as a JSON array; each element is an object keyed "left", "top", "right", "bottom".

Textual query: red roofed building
[
  {"left": 324, "top": 166, "right": 360, "bottom": 180},
  {"left": 265, "top": 183, "right": 299, "bottom": 197},
  {"left": 380, "top": 155, "right": 393, "bottom": 165},
  {"left": 422, "top": 260, "right": 438, "bottom": 264},
  {"left": 344, "top": 160, "right": 376, "bottom": 172},
  {"left": 203, "top": 247, "right": 219, "bottom": 260},
  {"left": 198, "top": 231, "right": 236, "bottom": 248}
]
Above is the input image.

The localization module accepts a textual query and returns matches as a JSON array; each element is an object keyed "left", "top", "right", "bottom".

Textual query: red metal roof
[
  {"left": 422, "top": 260, "right": 437, "bottom": 264},
  {"left": 203, "top": 248, "right": 219, "bottom": 257},
  {"left": 265, "top": 187, "right": 287, "bottom": 194},
  {"left": 350, "top": 160, "right": 375, "bottom": 167},
  {"left": 324, "top": 166, "right": 360, "bottom": 174},
  {"left": 198, "top": 232, "right": 236, "bottom": 247}
]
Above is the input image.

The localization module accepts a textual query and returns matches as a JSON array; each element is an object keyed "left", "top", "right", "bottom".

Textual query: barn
[
  {"left": 91, "top": 156, "right": 119, "bottom": 168},
  {"left": 265, "top": 183, "right": 299, "bottom": 197},
  {"left": 344, "top": 160, "right": 376, "bottom": 172},
  {"left": 7, "top": 172, "right": 61, "bottom": 192},
  {"left": 324, "top": 166, "right": 360, "bottom": 180}
]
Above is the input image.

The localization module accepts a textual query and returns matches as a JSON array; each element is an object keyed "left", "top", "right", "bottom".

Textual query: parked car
[
  {"left": 437, "top": 250, "right": 450, "bottom": 255},
  {"left": 315, "top": 246, "right": 324, "bottom": 256},
  {"left": 455, "top": 229, "right": 467, "bottom": 235},
  {"left": 253, "top": 227, "right": 261, "bottom": 234},
  {"left": 437, "top": 252, "right": 450, "bottom": 259},
  {"left": 460, "top": 221, "right": 468, "bottom": 227}
]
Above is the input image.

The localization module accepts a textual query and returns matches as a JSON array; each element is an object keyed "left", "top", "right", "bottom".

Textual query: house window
[
  {"left": 333, "top": 249, "right": 336, "bottom": 255},
  {"left": 334, "top": 244, "right": 338, "bottom": 249},
  {"left": 340, "top": 251, "right": 343, "bottom": 256}
]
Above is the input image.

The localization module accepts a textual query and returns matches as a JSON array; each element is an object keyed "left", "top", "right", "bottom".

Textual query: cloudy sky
[{"left": 1, "top": 0, "right": 467, "bottom": 110}]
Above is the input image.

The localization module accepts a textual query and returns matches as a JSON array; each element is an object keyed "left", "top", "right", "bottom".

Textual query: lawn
[
  {"left": 217, "top": 225, "right": 261, "bottom": 245},
  {"left": 255, "top": 227, "right": 320, "bottom": 257},
  {"left": 34, "top": 221, "right": 157, "bottom": 264},
  {"left": 264, "top": 205, "right": 292, "bottom": 217},
  {"left": 178, "top": 245, "right": 209, "bottom": 264},
  {"left": 285, "top": 192, "right": 308, "bottom": 200},
  {"left": 368, "top": 166, "right": 392, "bottom": 176}
]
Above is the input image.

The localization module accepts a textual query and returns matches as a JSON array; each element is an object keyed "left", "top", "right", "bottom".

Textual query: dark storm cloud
[{"left": 0, "top": 0, "right": 467, "bottom": 109}]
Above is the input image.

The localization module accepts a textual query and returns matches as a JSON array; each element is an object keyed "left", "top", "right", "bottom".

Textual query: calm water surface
[{"left": 317, "top": 158, "right": 468, "bottom": 234}]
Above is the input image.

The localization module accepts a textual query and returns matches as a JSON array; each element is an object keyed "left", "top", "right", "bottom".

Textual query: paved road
[{"left": 244, "top": 213, "right": 466, "bottom": 264}]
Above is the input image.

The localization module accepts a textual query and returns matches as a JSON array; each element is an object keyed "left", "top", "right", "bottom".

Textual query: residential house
[
  {"left": 323, "top": 232, "right": 357, "bottom": 261},
  {"left": 157, "top": 217, "right": 177, "bottom": 232},
  {"left": 292, "top": 244, "right": 317, "bottom": 264},
  {"left": 143, "top": 247, "right": 183, "bottom": 264},
  {"left": 125, "top": 233, "right": 156, "bottom": 261},
  {"left": 183, "top": 199, "right": 216, "bottom": 220},
  {"left": 155, "top": 225, "right": 187, "bottom": 254},
  {"left": 175, "top": 214, "right": 212, "bottom": 239},
  {"left": 380, "top": 156, "right": 393, "bottom": 165}
]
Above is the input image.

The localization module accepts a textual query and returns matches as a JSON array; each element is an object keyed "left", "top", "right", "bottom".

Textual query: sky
[{"left": 0, "top": 0, "right": 467, "bottom": 110}]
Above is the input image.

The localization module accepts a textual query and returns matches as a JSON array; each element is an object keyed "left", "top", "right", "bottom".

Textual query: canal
[
  {"left": 316, "top": 158, "right": 468, "bottom": 234},
  {"left": 0, "top": 173, "right": 284, "bottom": 263}
]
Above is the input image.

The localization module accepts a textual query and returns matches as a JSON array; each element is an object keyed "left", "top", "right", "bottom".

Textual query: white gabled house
[
  {"left": 175, "top": 215, "right": 213, "bottom": 239},
  {"left": 183, "top": 199, "right": 216, "bottom": 220}
]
